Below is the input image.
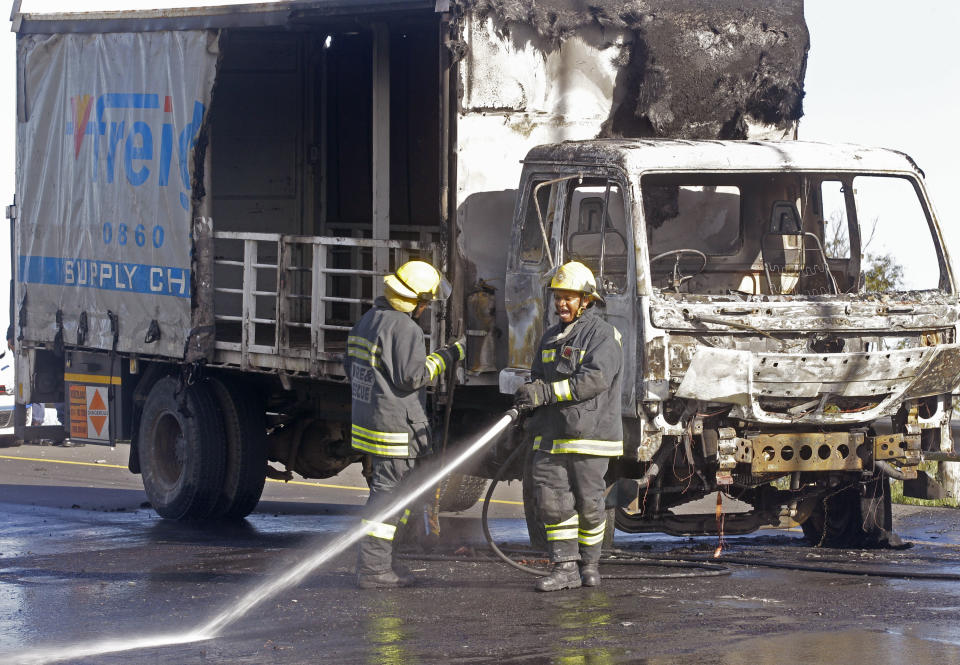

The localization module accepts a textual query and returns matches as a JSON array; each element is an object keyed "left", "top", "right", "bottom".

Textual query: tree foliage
[
  {"left": 863, "top": 252, "right": 904, "bottom": 292},
  {"left": 823, "top": 213, "right": 904, "bottom": 292}
]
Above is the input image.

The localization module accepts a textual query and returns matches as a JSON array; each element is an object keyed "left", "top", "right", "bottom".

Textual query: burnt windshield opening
[{"left": 641, "top": 172, "right": 949, "bottom": 299}]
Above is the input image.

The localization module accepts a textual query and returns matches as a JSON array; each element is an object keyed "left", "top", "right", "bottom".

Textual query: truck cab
[{"left": 502, "top": 139, "right": 960, "bottom": 546}]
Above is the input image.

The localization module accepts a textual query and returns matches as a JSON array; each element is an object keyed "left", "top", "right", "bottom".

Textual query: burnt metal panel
[
  {"left": 749, "top": 432, "right": 864, "bottom": 473},
  {"left": 902, "top": 346, "right": 960, "bottom": 397},
  {"left": 15, "top": 1, "right": 437, "bottom": 34}
]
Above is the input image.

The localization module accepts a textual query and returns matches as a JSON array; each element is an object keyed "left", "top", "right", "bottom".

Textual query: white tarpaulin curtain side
[{"left": 16, "top": 30, "right": 219, "bottom": 358}]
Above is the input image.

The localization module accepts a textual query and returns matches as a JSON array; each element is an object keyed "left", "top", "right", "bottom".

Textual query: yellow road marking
[
  {"left": 0, "top": 454, "right": 524, "bottom": 505},
  {"left": 266, "top": 477, "right": 367, "bottom": 491},
  {"left": 0, "top": 454, "right": 127, "bottom": 469}
]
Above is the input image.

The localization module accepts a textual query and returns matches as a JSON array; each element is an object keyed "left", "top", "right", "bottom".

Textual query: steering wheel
[{"left": 649, "top": 249, "right": 708, "bottom": 291}]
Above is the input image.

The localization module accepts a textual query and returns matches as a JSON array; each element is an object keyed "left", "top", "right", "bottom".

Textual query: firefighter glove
[
  {"left": 428, "top": 337, "right": 466, "bottom": 379},
  {"left": 514, "top": 380, "right": 551, "bottom": 412},
  {"left": 448, "top": 335, "right": 467, "bottom": 361}
]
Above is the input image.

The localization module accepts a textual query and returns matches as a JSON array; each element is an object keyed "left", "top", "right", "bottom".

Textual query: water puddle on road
[
  {"left": 508, "top": 629, "right": 960, "bottom": 665},
  {"left": 692, "top": 629, "right": 960, "bottom": 665},
  {"left": 1, "top": 412, "right": 516, "bottom": 665}
]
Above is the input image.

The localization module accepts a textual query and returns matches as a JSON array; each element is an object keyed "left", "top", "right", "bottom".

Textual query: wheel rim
[{"left": 153, "top": 412, "right": 186, "bottom": 489}]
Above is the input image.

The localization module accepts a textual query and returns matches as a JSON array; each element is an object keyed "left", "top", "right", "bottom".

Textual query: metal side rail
[{"left": 210, "top": 231, "right": 440, "bottom": 377}]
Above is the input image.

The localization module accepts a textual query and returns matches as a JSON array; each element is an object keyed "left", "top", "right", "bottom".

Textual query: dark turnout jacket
[
  {"left": 344, "top": 297, "right": 451, "bottom": 459},
  {"left": 529, "top": 307, "right": 623, "bottom": 456}
]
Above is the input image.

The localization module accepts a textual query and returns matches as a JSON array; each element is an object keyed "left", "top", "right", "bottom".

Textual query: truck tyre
[
  {"left": 437, "top": 473, "right": 489, "bottom": 513},
  {"left": 801, "top": 485, "right": 863, "bottom": 547},
  {"left": 138, "top": 377, "right": 226, "bottom": 520},
  {"left": 522, "top": 445, "right": 548, "bottom": 552},
  {"left": 801, "top": 479, "right": 896, "bottom": 548},
  {"left": 208, "top": 378, "right": 267, "bottom": 519}
]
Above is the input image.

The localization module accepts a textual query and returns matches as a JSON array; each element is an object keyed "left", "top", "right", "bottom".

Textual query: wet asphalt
[{"left": 1, "top": 443, "right": 960, "bottom": 664}]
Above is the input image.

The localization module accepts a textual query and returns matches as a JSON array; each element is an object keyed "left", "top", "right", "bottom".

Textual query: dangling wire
[{"left": 713, "top": 491, "right": 726, "bottom": 558}]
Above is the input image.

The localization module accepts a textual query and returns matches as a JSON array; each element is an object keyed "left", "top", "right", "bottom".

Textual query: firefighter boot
[
  {"left": 579, "top": 562, "right": 601, "bottom": 587},
  {"left": 535, "top": 561, "right": 582, "bottom": 592},
  {"left": 357, "top": 569, "right": 415, "bottom": 589},
  {"left": 392, "top": 563, "right": 416, "bottom": 587}
]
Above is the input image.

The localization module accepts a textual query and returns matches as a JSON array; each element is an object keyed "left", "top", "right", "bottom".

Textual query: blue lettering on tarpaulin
[
  {"left": 67, "top": 92, "right": 206, "bottom": 211},
  {"left": 18, "top": 256, "right": 191, "bottom": 299}
]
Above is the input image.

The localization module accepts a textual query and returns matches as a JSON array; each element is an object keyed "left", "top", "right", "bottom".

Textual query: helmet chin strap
[{"left": 575, "top": 292, "right": 594, "bottom": 319}]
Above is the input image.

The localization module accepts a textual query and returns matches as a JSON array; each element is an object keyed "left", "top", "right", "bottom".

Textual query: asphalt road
[{"left": 2, "top": 442, "right": 960, "bottom": 665}]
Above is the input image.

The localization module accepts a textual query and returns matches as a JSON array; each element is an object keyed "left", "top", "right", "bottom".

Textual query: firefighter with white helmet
[
  {"left": 344, "top": 260, "right": 464, "bottom": 588},
  {"left": 514, "top": 261, "right": 623, "bottom": 591}
]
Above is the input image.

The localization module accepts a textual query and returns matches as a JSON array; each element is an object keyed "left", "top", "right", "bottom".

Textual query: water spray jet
[
  {"left": 5, "top": 630, "right": 213, "bottom": 665},
  {"left": 201, "top": 408, "right": 517, "bottom": 636},
  {"left": 3, "top": 409, "right": 518, "bottom": 665}
]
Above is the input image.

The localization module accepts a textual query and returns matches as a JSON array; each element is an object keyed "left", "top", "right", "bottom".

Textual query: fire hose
[{"left": 477, "top": 416, "right": 730, "bottom": 579}]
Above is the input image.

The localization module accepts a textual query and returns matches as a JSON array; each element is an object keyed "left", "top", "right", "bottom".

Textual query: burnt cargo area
[
  {"left": 469, "top": 0, "right": 808, "bottom": 139},
  {"left": 208, "top": 14, "right": 444, "bottom": 364}
]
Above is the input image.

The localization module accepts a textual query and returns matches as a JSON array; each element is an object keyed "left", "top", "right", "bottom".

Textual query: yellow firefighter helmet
[
  {"left": 548, "top": 261, "right": 603, "bottom": 303},
  {"left": 383, "top": 260, "right": 452, "bottom": 313}
]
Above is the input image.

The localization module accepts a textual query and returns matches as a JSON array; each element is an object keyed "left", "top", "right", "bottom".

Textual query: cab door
[
  {"left": 559, "top": 174, "right": 637, "bottom": 411},
  {"left": 501, "top": 172, "right": 564, "bottom": 393}
]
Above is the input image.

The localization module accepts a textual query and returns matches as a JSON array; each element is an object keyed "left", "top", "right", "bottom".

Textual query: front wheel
[
  {"left": 801, "top": 477, "right": 899, "bottom": 548},
  {"left": 138, "top": 376, "right": 226, "bottom": 520}
]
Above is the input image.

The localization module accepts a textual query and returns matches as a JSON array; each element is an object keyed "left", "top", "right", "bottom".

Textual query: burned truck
[
  {"left": 18, "top": 0, "right": 942, "bottom": 544},
  {"left": 500, "top": 139, "right": 960, "bottom": 547}
]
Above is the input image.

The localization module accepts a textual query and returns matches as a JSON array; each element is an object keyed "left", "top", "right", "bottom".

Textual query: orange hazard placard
[
  {"left": 87, "top": 388, "right": 109, "bottom": 440},
  {"left": 68, "top": 385, "right": 110, "bottom": 441}
]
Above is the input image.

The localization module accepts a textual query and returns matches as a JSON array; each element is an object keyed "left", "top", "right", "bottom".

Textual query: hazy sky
[{"left": 2, "top": 0, "right": 959, "bottom": 322}]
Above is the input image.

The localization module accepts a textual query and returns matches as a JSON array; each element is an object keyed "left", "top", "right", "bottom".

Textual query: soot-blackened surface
[{"left": 464, "top": 0, "right": 808, "bottom": 139}]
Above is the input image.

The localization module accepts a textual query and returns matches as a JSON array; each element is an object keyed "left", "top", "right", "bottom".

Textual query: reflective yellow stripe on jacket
[
  {"left": 425, "top": 352, "right": 447, "bottom": 380},
  {"left": 550, "top": 438, "right": 623, "bottom": 456},
  {"left": 545, "top": 514, "right": 579, "bottom": 542},
  {"left": 541, "top": 349, "right": 556, "bottom": 363},
  {"left": 351, "top": 424, "right": 410, "bottom": 457},
  {"left": 347, "top": 335, "right": 380, "bottom": 366},
  {"left": 551, "top": 379, "right": 573, "bottom": 402}
]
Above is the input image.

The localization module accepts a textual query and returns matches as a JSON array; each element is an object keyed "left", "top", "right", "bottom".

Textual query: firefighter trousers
[
  {"left": 531, "top": 451, "right": 609, "bottom": 564},
  {"left": 356, "top": 456, "right": 418, "bottom": 576}
]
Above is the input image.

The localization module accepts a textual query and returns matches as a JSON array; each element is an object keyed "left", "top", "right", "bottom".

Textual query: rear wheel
[
  {"left": 208, "top": 378, "right": 267, "bottom": 519},
  {"left": 138, "top": 376, "right": 225, "bottom": 520},
  {"left": 437, "top": 473, "right": 488, "bottom": 513}
]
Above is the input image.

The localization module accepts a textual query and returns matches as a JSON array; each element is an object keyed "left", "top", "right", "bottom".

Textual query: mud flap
[{"left": 901, "top": 470, "right": 947, "bottom": 501}]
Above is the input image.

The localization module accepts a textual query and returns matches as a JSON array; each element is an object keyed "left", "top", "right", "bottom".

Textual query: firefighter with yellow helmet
[
  {"left": 344, "top": 260, "right": 464, "bottom": 589},
  {"left": 514, "top": 261, "right": 623, "bottom": 591}
]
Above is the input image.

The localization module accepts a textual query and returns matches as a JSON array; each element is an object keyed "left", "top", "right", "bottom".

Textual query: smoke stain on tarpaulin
[{"left": 462, "top": 0, "right": 808, "bottom": 139}]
